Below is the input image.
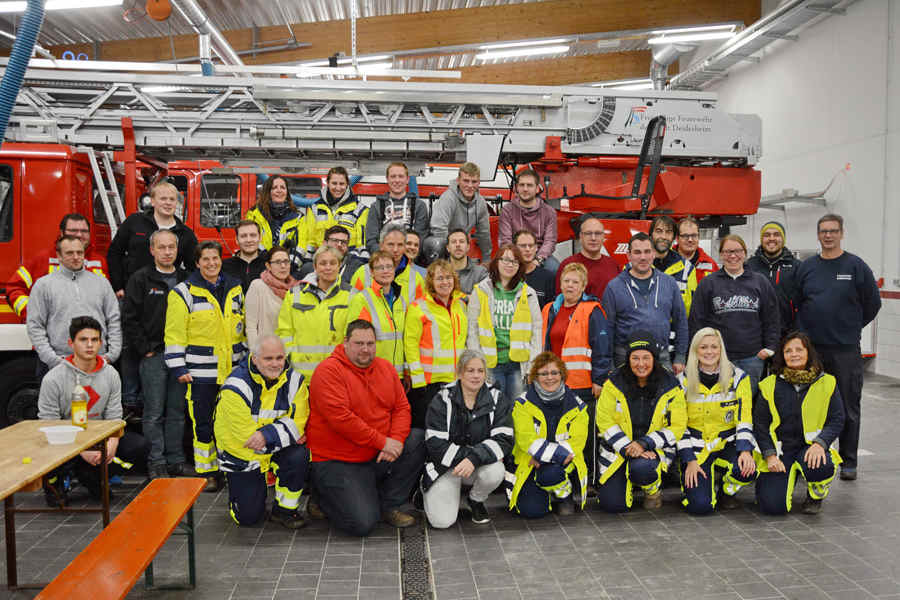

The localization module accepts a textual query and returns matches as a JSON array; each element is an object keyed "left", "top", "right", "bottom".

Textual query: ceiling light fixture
[
  {"left": 648, "top": 31, "right": 736, "bottom": 45},
  {"left": 591, "top": 78, "right": 652, "bottom": 88},
  {"left": 611, "top": 82, "right": 654, "bottom": 91},
  {"left": 478, "top": 38, "right": 571, "bottom": 50},
  {"left": 300, "top": 54, "right": 392, "bottom": 68},
  {"left": 650, "top": 24, "right": 736, "bottom": 36},
  {"left": 0, "top": 0, "right": 122, "bottom": 12},
  {"left": 475, "top": 45, "right": 569, "bottom": 60}
]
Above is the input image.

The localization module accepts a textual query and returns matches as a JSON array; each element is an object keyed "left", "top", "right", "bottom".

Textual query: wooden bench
[{"left": 36, "top": 477, "right": 206, "bottom": 600}]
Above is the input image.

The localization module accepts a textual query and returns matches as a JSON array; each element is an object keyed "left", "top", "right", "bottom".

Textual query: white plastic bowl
[{"left": 40, "top": 425, "right": 82, "bottom": 445}]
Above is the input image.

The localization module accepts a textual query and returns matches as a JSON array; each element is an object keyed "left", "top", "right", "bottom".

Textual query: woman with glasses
[
  {"left": 541, "top": 262, "right": 611, "bottom": 486},
  {"left": 276, "top": 245, "right": 352, "bottom": 380},
  {"left": 467, "top": 243, "right": 542, "bottom": 401},
  {"left": 423, "top": 349, "right": 513, "bottom": 527},
  {"left": 405, "top": 259, "right": 468, "bottom": 428},
  {"left": 679, "top": 327, "right": 756, "bottom": 514},
  {"left": 595, "top": 331, "right": 686, "bottom": 511},
  {"left": 754, "top": 332, "right": 844, "bottom": 515},
  {"left": 506, "top": 352, "right": 589, "bottom": 517},
  {"left": 347, "top": 250, "right": 408, "bottom": 379},
  {"left": 245, "top": 246, "right": 298, "bottom": 351},
  {"left": 689, "top": 234, "right": 781, "bottom": 397}
]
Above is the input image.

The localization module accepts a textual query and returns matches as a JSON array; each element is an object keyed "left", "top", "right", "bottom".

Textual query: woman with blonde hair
[
  {"left": 405, "top": 259, "right": 468, "bottom": 428},
  {"left": 678, "top": 327, "right": 756, "bottom": 514}
]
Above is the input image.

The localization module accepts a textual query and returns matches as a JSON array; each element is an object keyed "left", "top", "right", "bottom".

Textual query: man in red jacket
[
  {"left": 5, "top": 213, "right": 108, "bottom": 320},
  {"left": 307, "top": 319, "right": 425, "bottom": 536}
]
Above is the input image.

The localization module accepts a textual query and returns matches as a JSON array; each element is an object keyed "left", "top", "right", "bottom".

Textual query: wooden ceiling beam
[{"left": 27, "top": 0, "right": 759, "bottom": 67}]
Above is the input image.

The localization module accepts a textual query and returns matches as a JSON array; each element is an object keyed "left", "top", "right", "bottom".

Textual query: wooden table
[{"left": 0, "top": 419, "right": 125, "bottom": 590}]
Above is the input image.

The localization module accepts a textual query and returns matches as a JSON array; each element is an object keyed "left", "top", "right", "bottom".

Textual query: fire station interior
[{"left": 1, "top": 1, "right": 899, "bottom": 599}]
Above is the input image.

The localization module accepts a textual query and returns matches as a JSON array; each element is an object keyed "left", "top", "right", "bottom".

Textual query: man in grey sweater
[
  {"left": 38, "top": 315, "right": 147, "bottom": 506},
  {"left": 27, "top": 235, "right": 121, "bottom": 376},
  {"left": 429, "top": 162, "right": 493, "bottom": 261}
]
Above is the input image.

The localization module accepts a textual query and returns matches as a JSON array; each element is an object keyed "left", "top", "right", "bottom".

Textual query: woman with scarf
[
  {"left": 245, "top": 176, "right": 303, "bottom": 259},
  {"left": 754, "top": 331, "right": 845, "bottom": 515},
  {"left": 678, "top": 327, "right": 756, "bottom": 514},
  {"left": 506, "top": 351, "right": 589, "bottom": 517},
  {"left": 244, "top": 246, "right": 298, "bottom": 351},
  {"left": 595, "top": 331, "right": 686, "bottom": 512}
]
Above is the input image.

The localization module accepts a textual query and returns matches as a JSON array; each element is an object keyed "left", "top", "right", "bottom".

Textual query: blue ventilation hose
[{"left": 0, "top": 0, "right": 46, "bottom": 145}]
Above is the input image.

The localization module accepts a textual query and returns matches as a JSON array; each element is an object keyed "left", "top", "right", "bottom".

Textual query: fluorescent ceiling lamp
[
  {"left": 479, "top": 38, "right": 570, "bottom": 50},
  {"left": 358, "top": 62, "right": 393, "bottom": 72},
  {"left": 611, "top": 82, "right": 654, "bottom": 91},
  {"left": 648, "top": 31, "right": 735, "bottom": 45},
  {"left": 651, "top": 24, "right": 736, "bottom": 35},
  {"left": 0, "top": 0, "right": 122, "bottom": 12},
  {"left": 141, "top": 86, "right": 180, "bottom": 94},
  {"left": 300, "top": 55, "right": 391, "bottom": 67},
  {"left": 475, "top": 45, "right": 569, "bottom": 60},
  {"left": 591, "top": 78, "right": 652, "bottom": 87}
]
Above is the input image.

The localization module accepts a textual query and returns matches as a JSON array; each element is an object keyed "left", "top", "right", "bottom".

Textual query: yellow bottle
[{"left": 71, "top": 384, "right": 88, "bottom": 429}]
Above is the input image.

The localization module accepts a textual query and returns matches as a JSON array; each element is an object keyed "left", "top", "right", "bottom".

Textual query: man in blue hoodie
[{"left": 601, "top": 233, "right": 688, "bottom": 374}]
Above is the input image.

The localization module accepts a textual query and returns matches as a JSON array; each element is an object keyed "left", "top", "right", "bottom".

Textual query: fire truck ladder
[
  {"left": 1, "top": 61, "right": 762, "bottom": 171},
  {"left": 78, "top": 146, "right": 127, "bottom": 236}
]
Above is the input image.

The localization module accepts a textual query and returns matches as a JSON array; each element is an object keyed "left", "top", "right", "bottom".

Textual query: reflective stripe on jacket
[
  {"left": 302, "top": 195, "right": 370, "bottom": 259},
  {"left": 405, "top": 291, "right": 467, "bottom": 389},
  {"left": 214, "top": 357, "right": 309, "bottom": 474},
  {"left": 276, "top": 280, "right": 352, "bottom": 378},
  {"left": 164, "top": 274, "right": 247, "bottom": 384},
  {"left": 596, "top": 373, "right": 687, "bottom": 488},
  {"left": 754, "top": 373, "right": 843, "bottom": 472},
  {"left": 541, "top": 297, "right": 609, "bottom": 390},
  {"left": 347, "top": 283, "right": 407, "bottom": 375},
  {"left": 468, "top": 279, "right": 540, "bottom": 369},
  {"left": 676, "top": 368, "right": 754, "bottom": 465},
  {"left": 245, "top": 206, "right": 304, "bottom": 252},
  {"left": 658, "top": 252, "right": 698, "bottom": 316},
  {"left": 351, "top": 260, "right": 426, "bottom": 307},
  {"left": 507, "top": 385, "right": 588, "bottom": 510}
]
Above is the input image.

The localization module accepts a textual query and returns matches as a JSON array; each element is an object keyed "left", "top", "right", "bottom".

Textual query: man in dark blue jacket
[
  {"left": 745, "top": 221, "right": 800, "bottom": 336},
  {"left": 794, "top": 214, "right": 881, "bottom": 481},
  {"left": 602, "top": 233, "right": 688, "bottom": 374}
]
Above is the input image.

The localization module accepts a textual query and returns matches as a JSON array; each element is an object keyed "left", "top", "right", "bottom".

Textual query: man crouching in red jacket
[{"left": 307, "top": 319, "right": 425, "bottom": 536}]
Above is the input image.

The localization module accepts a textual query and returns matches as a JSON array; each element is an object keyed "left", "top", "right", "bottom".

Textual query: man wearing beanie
[{"left": 746, "top": 220, "right": 800, "bottom": 335}]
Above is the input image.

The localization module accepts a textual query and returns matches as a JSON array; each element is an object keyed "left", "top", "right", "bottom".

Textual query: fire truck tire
[{"left": 0, "top": 356, "right": 40, "bottom": 428}]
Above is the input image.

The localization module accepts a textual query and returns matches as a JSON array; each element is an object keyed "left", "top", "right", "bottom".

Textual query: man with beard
[
  {"left": 745, "top": 221, "right": 800, "bottom": 336},
  {"left": 650, "top": 216, "right": 697, "bottom": 315}
]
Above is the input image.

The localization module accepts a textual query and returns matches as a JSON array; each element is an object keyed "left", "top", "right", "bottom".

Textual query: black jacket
[
  {"left": 422, "top": 381, "right": 513, "bottom": 491},
  {"left": 745, "top": 246, "right": 800, "bottom": 335},
  {"left": 222, "top": 251, "right": 268, "bottom": 293},
  {"left": 689, "top": 268, "right": 780, "bottom": 360},
  {"left": 122, "top": 265, "right": 188, "bottom": 356},
  {"left": 107, "top": 211, "right": 197, "bottom": 292}
]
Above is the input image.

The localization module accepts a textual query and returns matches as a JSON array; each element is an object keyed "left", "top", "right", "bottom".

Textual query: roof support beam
[{"left": 27, "top": 0, "right": 760, "bottom": 68}]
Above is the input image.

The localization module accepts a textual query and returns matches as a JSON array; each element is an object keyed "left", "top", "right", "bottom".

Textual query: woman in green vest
[
  {"left": 753, "top": 331, "right": 845, "bottom": 515},
  {"left": 466, "top": 243, "right": 542, "bottom": 400}
]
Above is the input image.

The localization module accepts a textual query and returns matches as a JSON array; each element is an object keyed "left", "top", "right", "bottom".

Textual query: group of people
[{"left": 8, "top": 158, "right": 881, "bottom": 533}]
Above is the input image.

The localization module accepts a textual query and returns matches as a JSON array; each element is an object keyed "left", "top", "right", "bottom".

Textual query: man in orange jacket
[
  {"left": 307, "top": 319, "right": 425, "bottom": 537},
  {"left": 5, "top": 213, "right": 108, "bottom": 320},
  {"left": 676, "top": 216, "right": 719, "bottom": 281}
]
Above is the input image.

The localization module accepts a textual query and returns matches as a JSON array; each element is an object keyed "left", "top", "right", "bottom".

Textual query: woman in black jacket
[
  {"left": 422, "top": 349, "right": 513, "bottom": 528},
  {"left": 753, "top": 331, "right": 845, "bottom": 515}
]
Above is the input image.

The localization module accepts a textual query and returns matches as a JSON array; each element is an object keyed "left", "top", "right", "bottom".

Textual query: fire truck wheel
[{"left": 0, "top": 356, "right": 39, "bottom": 428}]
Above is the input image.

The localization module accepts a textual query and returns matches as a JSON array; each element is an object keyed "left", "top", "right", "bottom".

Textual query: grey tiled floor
[{"left": 2, "top": 374, "right": 899, "bottom": 600}]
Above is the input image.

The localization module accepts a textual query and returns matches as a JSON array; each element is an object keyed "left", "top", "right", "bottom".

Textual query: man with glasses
[
  {"left": 556, "top": 215, "right": 619, "bottom": 299},
  {"left": 650, "top": 215, "right": 698, "bottom": 315},
  {"left": 676, "top": 216, "right": 718, "bottom": 281},
  {"left": 514, "top": 229, "right": 555, "bottom": 308},
  {"left": 299, "top": 225, "right": 359, "bottom": 285},
  {"left": 795, "top": 214, "right": 881, "bottom": 481},
  {"left": 5, "top": 213, "right": 108, "bottom": 320}
]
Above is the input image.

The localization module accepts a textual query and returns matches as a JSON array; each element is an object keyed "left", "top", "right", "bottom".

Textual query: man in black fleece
[
  {"left": 794, "top": 214, "right": 881, "bottom": 481},
  {"left": 745, "top": 220, "right": 801, "bottom": 336}
]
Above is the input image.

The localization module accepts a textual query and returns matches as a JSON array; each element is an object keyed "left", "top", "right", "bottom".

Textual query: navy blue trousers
[
  {"left": 755, "top": 446, "right": 836, "bottom": 515},
  {"left": 596, "top": 456, "right": 660, "bottom": 513}
]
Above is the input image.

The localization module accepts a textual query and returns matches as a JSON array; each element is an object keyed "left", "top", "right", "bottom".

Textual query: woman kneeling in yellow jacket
[{"left": 595, "top": 331, "right": 686, "bottom": 512}]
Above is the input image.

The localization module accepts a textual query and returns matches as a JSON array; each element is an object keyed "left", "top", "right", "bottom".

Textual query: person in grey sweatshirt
[
  {"left": 429, "top": 163, "right": 493, "bottom": 260},
  {"left": 38, "top": 315, "right": 147, "bottom": 506},
  {"left": 27, "top": 235, "right": 121, "bottom": 375}
]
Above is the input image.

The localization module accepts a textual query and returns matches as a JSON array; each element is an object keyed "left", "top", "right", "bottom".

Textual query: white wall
[{"left": 705, "top": 0, "right": 900, "bottom": 376}]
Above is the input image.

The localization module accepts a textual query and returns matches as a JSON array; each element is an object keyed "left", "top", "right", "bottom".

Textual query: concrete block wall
[{"left": 700, "top": 0, "right": 900, "bottom": 377}]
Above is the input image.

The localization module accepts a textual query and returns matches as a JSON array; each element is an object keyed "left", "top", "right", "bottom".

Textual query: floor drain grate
[{"left": 399, "top": 518, "right": 433, "bottom": 599}]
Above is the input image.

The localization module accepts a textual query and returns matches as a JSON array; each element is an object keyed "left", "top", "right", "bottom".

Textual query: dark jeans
[
  {"left": 51, "top": 431, "right": 149, "bottom": 499},
  {"left": 732, "top": 355, "right": 765, "bottom": 400},
  {"left": 681, "top": 443, "right": 755, "bottom": 515},
  {"left": 755, "top": 446, "right": 835, "bottom": 515},
  {"left": 311, "top": 428, "right": 425, "bottom": 537},
  {"left": 119, "top": 345, "right": 143, "bottom": 410},
  {"left": 407, "top": 383, "right": 444, "bottom": 430},
  {"left": 225, "top": 444, "right": 310, "bottom": 526},
  {"left": 139, "top": 353, "right": 186, "bottom": 467},
  {"left": 818, "top": 346, "right": 863, "bottom": 470},
  {"left": 596, "top": 456, "right": 660, "bottom": 513}
]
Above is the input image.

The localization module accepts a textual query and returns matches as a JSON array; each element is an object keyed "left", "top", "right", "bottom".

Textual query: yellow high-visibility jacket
[
  {"left": 346, "top": 281, "right": 407, "bottom": 376},
  {"left": 276, "top": 280, "right": 352, "bottom": 378}
]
